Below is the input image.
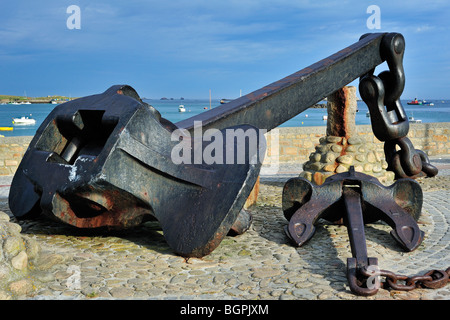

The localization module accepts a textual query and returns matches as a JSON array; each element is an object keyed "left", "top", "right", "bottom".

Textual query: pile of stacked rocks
[
  {"left": 0, "top": 211, "right": 41, "bottom": 298},
  {"left": 300, "top": 86, "right": 395, "bottom": 185},
  {"left": 0, "top": 210, "right": 68, "bottom": 299}
]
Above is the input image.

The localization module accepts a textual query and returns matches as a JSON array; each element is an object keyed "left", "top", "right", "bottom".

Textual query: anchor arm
[
  {"left": 285, "top": 198, "right": 335, "bottom": 247},
  {"left": 283, "top": 177, "right": 342, "bottom": 246},
  {"left": 364, "top": 200, "right": 424, "bottom": 252},
  {"left": 360, "top": 180, "right": 424, "bottom": 251}
]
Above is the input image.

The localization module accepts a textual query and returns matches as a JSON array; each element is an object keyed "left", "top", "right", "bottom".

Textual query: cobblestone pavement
[{"left": 0, "top": 156, "right": 449, "bottom": 300}]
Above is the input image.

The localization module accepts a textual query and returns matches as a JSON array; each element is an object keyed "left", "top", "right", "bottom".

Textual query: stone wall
[
  {"left": 264, "top": 122, "right": 450, "bottom": 165},
  {"left": 0, "top": 122, "right": 449, "bottom": 176},
  {"left": 0, "top": 137, "right": 32, "bottom": 175}
]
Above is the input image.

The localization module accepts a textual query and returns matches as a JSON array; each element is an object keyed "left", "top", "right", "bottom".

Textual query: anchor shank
[
  {"left": 176, "top": 33, "right": 387, "bottom": 133},
  {"left": 343, "top": 186, "right": 368, "bottom": 266},
  {"left": 343, "top": 185, "right": 380, "bottom": 295}
]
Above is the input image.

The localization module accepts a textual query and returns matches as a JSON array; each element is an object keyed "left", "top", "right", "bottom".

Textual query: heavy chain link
[
  {"left": 359, "top": 33, "right": 438, "bottom": 179},
  {"left": 384, "top": 137, "right": 439, "bottom": 179},
  {"left": 361, "top": 266, "right": 450, "bottom": 292}
]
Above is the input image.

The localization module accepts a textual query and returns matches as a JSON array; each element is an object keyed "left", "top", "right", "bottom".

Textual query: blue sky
[{"left": 1, "top": 0, "right": 449, "bottom": 99}]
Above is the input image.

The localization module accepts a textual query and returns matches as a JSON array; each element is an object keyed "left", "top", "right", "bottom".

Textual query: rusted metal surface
[
  {"left": 326, "top": 87, "right": 357, "bottom": 138},
  {"left": 283, "top": 166, "right": 425, "bottom": 295},
  {"left": 361, "top": 265, "right": 450, "bottom": 292}
]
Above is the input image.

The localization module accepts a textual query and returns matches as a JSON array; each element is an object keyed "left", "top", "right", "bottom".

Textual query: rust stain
[
  {"left": 335, "top": 47, "right": 353, "bottom": 56},
  {"left": 247, "top": 90, "right": 269, "bottom": 101},
  {"left": 313, "top": 172, "right": 326, "bottom": 185},
  {"left": 294, "top": 67, "right": 314, "bottom": 76},
  {"left": 321, "top": 58, "right": 335, "bottom": 67},
  {"left": 52, "top": 190, "right": 149, "bottom": 229},
  {"left": 333, "top": 88, "right": 348, "bottom": 138}
]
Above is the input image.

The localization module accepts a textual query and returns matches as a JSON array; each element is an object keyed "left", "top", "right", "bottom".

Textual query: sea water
[{"left": 1, "top": 99, "right": 449, "bottom": 137}]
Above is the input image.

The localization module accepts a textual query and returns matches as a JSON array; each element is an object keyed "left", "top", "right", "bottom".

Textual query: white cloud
[{"left": 415, "top": 25, "right": 435, "bottom": 33}]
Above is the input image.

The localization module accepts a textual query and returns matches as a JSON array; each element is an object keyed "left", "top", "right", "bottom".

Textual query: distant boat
[
  {"left": 322, "top": 115, "right": 328, "bottom": 120},
  {"left": 408, "top": 113, "right": 422, "bottom": 123},
  {"left": 407, "top": 99, "right": 435, "bottom": 106},
  {"left": 407, "top": 99, "right": 422, "bottom": 105},
  {"left": 421, "top": 100, "right": 434, "bottom": 106},
  {"left": 0, "top": 127, "right": 13, "bottom": 131},
  {"left": 178, "top": 105, "right": 186, "bottom": 112},
  {"left": 12, "top": 115, "right": 36, "bottom": 125},
  {"left": 366, "top": 111, "right": 370, "bottom": 117},
  {"left": 409, "top": 116, "right": 422, "bottom": 123},
  {"left": 407, "top": 98, "right": 434, "bottom": 105},
  {"left": 220, "top": 90, "right": 242, "bottom": 104}
]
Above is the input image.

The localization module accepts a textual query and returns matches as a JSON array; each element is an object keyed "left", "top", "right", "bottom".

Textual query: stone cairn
[
  {"left": 0, "top": 210, "right": 40, "bottom": 298},
  {"left": 0, "top": 210, "right": 66, "bottom": 299},
  {"left": 300, "top": 86, "right": 395, "bottom": 185}
]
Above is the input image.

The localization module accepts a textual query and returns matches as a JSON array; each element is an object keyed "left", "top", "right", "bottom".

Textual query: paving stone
[{"left": 109, "top": 287, "right": 134, "bottom": 298}]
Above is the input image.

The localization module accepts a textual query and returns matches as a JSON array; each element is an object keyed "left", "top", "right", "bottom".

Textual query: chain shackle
[
  {"left": 359, "top": 76, "right": 409, "bottom": 141},
  {"left": 379, "top": 33, "right": 406, "bottom": 105},
  {"left": 419, "top": 150, "right": 439, "bottom": 177},
  {"left": 384, "top": 137, "right": 422, "bottom": 178},
  {"left": 384, "top": 137, "right": 439, "bottom": 179},
  {"left": 359, "top": 33, "right": 409, "bottom": 142},
  {"left": 359, "top": 33, "right": 438, "bottom": 179}
]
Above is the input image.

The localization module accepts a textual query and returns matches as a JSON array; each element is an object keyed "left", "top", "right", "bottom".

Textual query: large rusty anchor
[
  {"left": 9, "top": 33, "right": 397, "bottom": 258},
  {"left": 282, "top": 167, "right": 424, "bottom": 295},
  {"left": 8, "top": 32, "right": 436, "bottom": 259}
]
